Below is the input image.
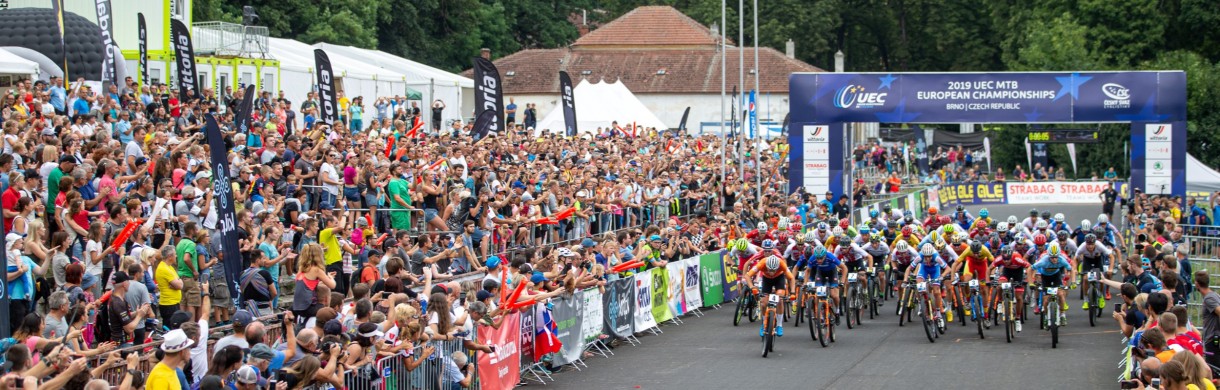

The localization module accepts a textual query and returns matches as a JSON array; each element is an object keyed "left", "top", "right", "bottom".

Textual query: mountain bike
[
  {"left": 993, "top": 278, "right": 1017, "bottom": 343},
  {"left": 806, "top": 279, "right": 836, "bottom": 348},
  {"left": 734, "top": 279, "right": 761, "bottom": 326},
  {"left": 1084, "top": 267, "right": 1107, "bottom": 327},
  {"left": 915, "top": 280, "right": 940, "bottom": 343},
  {"left": 1037, "top": 282, "right": 1062, "bottom": 348},
  {"left": 958, "top": 278, "right": 987, "bottom": 339},
  {"left": 760, "top": 290, "right": 785, "bottom": 358},
  {"left": 846, "top": 271, "right": 864, "bottom": 329},
  {"left": 867, "top": 266, "right": 880, "bottom": 320},
  {"left": 897, "top": 274, "right": 917, "bottom": 326}
]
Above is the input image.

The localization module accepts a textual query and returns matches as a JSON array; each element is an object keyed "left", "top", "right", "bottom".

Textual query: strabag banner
[
  {"left": 1005, "top": 181, "right": 1119, "bottom": 205},
  {"left": 476, "top": 312, "right": 520, "bottom": 390}
]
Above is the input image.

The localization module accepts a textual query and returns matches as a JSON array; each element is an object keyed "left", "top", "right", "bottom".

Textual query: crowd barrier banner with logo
[
  {"left": 477, "top": 312, "right": 521, "bottom": 390},
  {"left": 789, "top": 71, "right": 1187, "bottom": 200},
  {"left": 579, "top": 288, "right": 604, "bottom": 344},
  {"left": 1006, "top": 181, "right": 1119, "bottom": 205},
  {"left": 720, "top": 251, "right": 740, "bottom": 302},
  {"left": 633, "top": 272, "right": 658, "bottom": 331},
  {"left": 666, "top": 262, "right": 688, "bottom": 317},
  {"left": 699, "top": 253, "right": 725, "bottom": 306},
  {"left": 682, "top": 258, "right": 703, "bottom": 309},
  {"left": 651, "top": 267, "right": 674, "bottom": 323},
  {"left": 603, "top": 279, "right": 635, "bottom": 339},
  {"left": 519, "top": 305, "right": 535, "bottom": 365},
  {"left": 551, "top": 295, "right": 584, "bottom": 366},
  {"left": 936, "top": 182, "right": 1008, "bottom": 205}
]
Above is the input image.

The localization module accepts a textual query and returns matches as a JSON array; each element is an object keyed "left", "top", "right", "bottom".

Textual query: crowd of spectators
[{"left": 0, "top": 75, "right": 788, "bottom": 389}]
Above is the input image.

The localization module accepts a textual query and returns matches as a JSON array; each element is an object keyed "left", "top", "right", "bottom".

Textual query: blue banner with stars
[{"left": 789, "top": 71, "right": 1184, "bottom": 124}]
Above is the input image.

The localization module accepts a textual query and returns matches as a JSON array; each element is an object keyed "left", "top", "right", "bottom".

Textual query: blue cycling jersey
[
  {"left": 1031, "top": 255, "right": 1071, "bottom": 275},
  {"left": 805, "top": 252, "right": 842, "bottom": 272}
]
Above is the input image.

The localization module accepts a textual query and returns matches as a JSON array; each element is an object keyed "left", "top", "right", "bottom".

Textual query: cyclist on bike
[
  {"left": 839, "top": 218, "right": 859, "bottom": 239},
  {"left": 1029, "top": 242, "right": 1074, "bottom": 325},
  {"left": 904, "top": 243, "right": 949, "bottom": 321},
  {"left": 854, "top": 225, "right": 874, "bottom": 246},
  {"left": 835, "top": 233, "right": 873, "bottom": 274},
  {"left": 803, "top": 246, "right": 849, "bottom": 316},
  {"left": 747, "top": 222, "right": 774, "bottom": 248},
  {"left": 728, "top": 238, "right": 760, "bottom": 275},
  {"left": 1055, "top": 230, "right": 1078, "bottom": 257},
  {"left": 811, "top": 222, "right": 835, "bottom": 245},
  {"left": 976, "top": 208, "right": 994, "bottom": 229},
  {"left": 948, "top": 234, "right": 969, "bottom": 255},
  {"left": 745, "top": 255, "right": 797, "bottom": 337},
  {"left": 893, "top": 225, "right": 922, "bottom": 249},
  {"left": 1021, "top": 209, "right": 1041, "bottom": 232},
  {"left": 1033, "top": 220, "right": 1052, "bottom": 240},
  {"left": 741, "top": 239, "right": 783, "bottom": 278},
  {"left": 989, "top": 245, "right": 1031, "bottom": 332},
  {"left": 968, "top": 218, "right": 992, "bottom": 239},
  {"left": 882, "top": 221, "right": 900, "bottom": 245},
  {"left": 953, "top": 205, "right": 975, "bottom": 230},
  {"left": 867, "top": 210, "right": 886, "bottom": 229},
  {"left": 1072, "top": 219, "right": 1093, "bottom": 244},
  {"left": 984, "top": 234, "right": 1004, "bottom": 252},
  {"left": 1094, "top": 214, "right": 1125, "bottom": 249},
  {"left": 861, "top": 233, "right": 891, "bottom": 301},
  {"left": 995, "top": 222, "right": 1015, "bottom": 246},
  {"left": 784, "top": 232, "right": 817, "bottom": 270},
  {"left": 924, "top": 207, "right": 944, "bottom": 230},
  {"left": 934, "top": 238, "right": 960, "bottom": 267},
  {"left": 890, "top": 240, "right": 920, "bottom": 292},
  {"left": 1075, "top": 233, "right": 1115, "bottom": 304},
  {"left": 1008, "top": 215, "right": 1032, "bottom": 238},
  {"left": 952, "top": 239, "right": 995, "bottom": 319},
  {"left": 1049, "top": 213, "right": 1072, "bottom": 232},
  {"left": 1025, "top": 233, "right": 1049, "bottom": 261}
]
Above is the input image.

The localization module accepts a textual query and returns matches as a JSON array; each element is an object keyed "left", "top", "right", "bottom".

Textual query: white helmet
[
  {"left": 997, "top": 222, "right": 1009, "bottom": 231},
  {"left": 758, "top": 221, "right": 768, "bottom": 231},
  {"left": 804, "top": 231, "right": 817, "bottom": 243},
  {"left": 1053, "top": 213, "right": 1065, "bottom": 223},
  {"left": 920, "top": 243, "right": 936, "bottom": 256},
  {"left": 1035, "top": 220, "right": 1048, "bottom": 230},
  {"left": 777, "top": 217, "right": 790, "bottom": 231},
  {"left": 1080, "top": 219, "right": 1092, "bottom": 231},
  {"left": 1007, "top": 215, "right": 1019, "bottom": 225},
  {"left": 766, "top": 255, "right": 782, "bottom": 270},
  {"left": 832, "top": 226, "right": 844, "bottom": 236},
  {"left": 895, "top": 240, "right": 909, "bottom": 252},
  {"left": 817, "top": 222, "right": 829, "bottom": 231},
  {"left": 1097, "top": 214, "right": 1110, "bottom": 224}
]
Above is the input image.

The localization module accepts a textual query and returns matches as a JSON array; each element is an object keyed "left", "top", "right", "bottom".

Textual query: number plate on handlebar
[
  {"left": 968, "top": 279, "right": 980, "bottom": 288},
  {"left": 1087, "top": 272, "right": 1098, "bottom": 282},
  {"left": 816, "top": 286, "right": 828, "bottom": 297},
  {"left": 917, "top": 282, "right": 928, "bottom": 292},
  {"left": 847, "top": 273, "right": 859, "bottom": 282},
  {"left": 768, "top": 294, "right": 781, "bottom": 305},
  {"left": 867, "top": 267, "right": 876, "bottom": 274},
  {"left": 805, "top": 282, "right": 816, "bottom": 291},
  {"left": 1047, "top": 287, "right": 1059, "bottom": 295},
  {"left": 1001, "top": 282, "right": 1012, "bottom": 289}
]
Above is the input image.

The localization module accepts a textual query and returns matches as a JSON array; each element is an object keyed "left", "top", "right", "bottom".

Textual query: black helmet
[
  {"left": 1085, "top": 234, "right": 1097, "bottom": 244},
  {"left": 957, "top": 205, "right": 965, "bottom": 213},
  {"left": 1030, "top": 208, "right": 1039, "bottom": 217},
  {"left": 1000, "top": 246, "right": 1014, "bottom": 257},
  {"left": 969, "top": 240, "right": 982, "bottom": 253},
  {"left": 1041, "top": 211, "right": 1051, "bottom": 220},
  {"left": 883, "top": 204, "right": 892, "bottom": 212}
]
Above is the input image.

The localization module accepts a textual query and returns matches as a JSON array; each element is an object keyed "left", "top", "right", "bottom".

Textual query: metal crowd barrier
[
  {"left": 341, "top": 338, "right": 476, "bottom": 390},
  {"left": 90, "top": 314, "right": 285, "bottom": 383}
]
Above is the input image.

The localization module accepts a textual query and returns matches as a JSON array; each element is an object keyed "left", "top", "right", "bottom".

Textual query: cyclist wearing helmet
[
  {"left": 1009, "top": 215, "right": 1032, "bottom": 238},
  {"left": 893, "top": 225, "right": 922, "bottom": 249},
  {"left": 728, "top": 238, "right": 761, "bottom": 275},
  {"left": 905, "top": 243, "right": 949, "bottom": 321},
  {"left": 952, "top": 240, "right": 996, "bottom": 318},
  {"left": 740, "top": 239, "right": 783, "bottom": 278},
  {"left": 989, "top": 246, "right": 1031, "bottom": 332},
  {"left": 1074, "top": 233, "right": 1115, "bottom": 304},
  {"left": 1030, "top": 242, "right": 1074, "bottom": 325},
  {"left": 747, "top": 221, "right": 775, "bottom": 248},
  {"left": 1055, "top": 230, "right": 1078, "bottom": 257},
  {"left": 861, "top": 233, "right": 891, "bottom": 296},
  {"left": 839, "top": 218, "right": 859, "bottom": 239},
  {"left": 1094, "top": 214, "right": 1124, "bottom": 248},
  {"left": 934, "top": 238, "right": 960, "bottom": 267},
  {"left": 854, "top": 225, "right": 873, "bottom": 246},
  {"left": 995, "top": 222, "right": 1013, "bottom": 245},
  {"left": 968, "top": 217, "right": 992, "bottom": 239},
  {"left": 924, "top": 207, "right": 944, "bottom": 230},
  {"left": 812, "top": 222, "right": 834, "bottom": 244},
  {"left": 1049, "top": 213, "right": 1072, "bottom": 232},
  {"left": 889, "top": 240, "right": 920, "bottom": 291},
  {"left": 954, "top": 205, "right": 975, "bottom": 230},
  {"left": 784, "top": 232, "right": 817, "bottom": 270},
  {"left": 1021, "top": 209, "right": 1040, "bottom": 232},
  {"left": 804, "top": 245, "right": 848, "bottom": 317},
  {"left": 1072, "top": 219, "right": 1093, "bottom": 244},
  {"left": 1026, "top": 233, "right": 1049, "bottom": 261},
  {"left": 745, "top": 254, "right": 796, "bottom": 337},
  {"left": 977, "top": 208, "right": 993, "bottom": 228}
]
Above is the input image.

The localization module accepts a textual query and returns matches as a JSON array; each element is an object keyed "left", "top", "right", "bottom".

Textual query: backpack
[
  {"left": 446, "top": 196, "right": 476, "bottom": 231},
  {"left": 240, "top": 268, "right": 271, "bottom": 299},
  {"left": 93, "top": 297, "right": 113, "bottom": 344}
]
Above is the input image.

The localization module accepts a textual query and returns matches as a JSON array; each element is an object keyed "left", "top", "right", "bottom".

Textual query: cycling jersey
[
  {"left": 745, "top": 259, "right": 795, "bottom": 295},
  {"left": 891, "top": 234, "right": 920, "bottom": 249},
  {"left": 741, "top": 249, "right": 783, "bottom": 275},
  {"left": 923, "top": 216, "right": 943, "bottom": 231},
  {"left": 990, "top": 254, "right": 1030, "bottom": 285},
  {"left": 1075, "top": 243, "right": 1112, "bottom": 270},
  {"left": 1031, "top": 255, "right": 1071, "bottom": 276},
  {"left": 746, "top": 229, "right": 774, "bottom": 247},
  {"left": 811, "top": 229, "right": 833, "bottom": 244},
  {"left": 861, "top": 242, "right": 890, "bottom": 260},
  {"left": 783, "top": 243, "right": 813, "bottom": 268},
  {"left": 807, "top": 252, "right": 843, "bottom": 274},
  {"left": 891, "top": 247, "right": 919, "bottom": 270},
  {"left": 1055, "top": 239, "right": 1078, "bottom": 257},
  {"left": 956, "top": 247, "right": 994, "bottom": 276},
  {"left": 914, "top": 254, "right": 948, "bottom": 281},
  {"left": 938, "top": 246, "right": 959, "bottom": 265},
  {"left": 1048, "top": 221, "right": 1072, "bottom": 233},
  {"left": 835, "top": 242, "right": 870, "bottom": 271},
  {"left": 1020, "top": 217, "right": 1039, "bottom": 232}
]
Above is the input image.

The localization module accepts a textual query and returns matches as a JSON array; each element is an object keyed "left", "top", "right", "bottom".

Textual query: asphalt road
[{"left": 543, "top": 203, "right": 1123, "bottom": 389}]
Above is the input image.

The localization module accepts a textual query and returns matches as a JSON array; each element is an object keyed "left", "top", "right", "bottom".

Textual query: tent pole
[
  {"left": 753, "top": 0, "right": 761, "bottom": 201},
  {"left": 720, "top": 0, "right": 727, "bottom": 209}
]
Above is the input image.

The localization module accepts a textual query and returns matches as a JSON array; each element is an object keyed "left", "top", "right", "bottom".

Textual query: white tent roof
[
  {"left": 0, "top": 48, "right": 38, "bottom": 76},
  {"left": 269, "top": 38, "right": 407, "bottom": 81},
  {"left": 534, "top": 79, "right": 667, "bottom": 135},
  {"left": 1188, "top": 154, "right": 1220, "bottom": 194},
  {"left": 312, "top": 43, "right": 473, "bottom": 88}
]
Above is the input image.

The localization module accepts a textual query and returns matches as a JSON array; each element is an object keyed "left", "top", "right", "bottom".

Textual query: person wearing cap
[
  {"left": 244, "top": 343, "right": 277, "bottom": 380},
  {"left": 108, "top": 271, "right": 152, "bottom": 347},
  {"left": 147, "top": 328, "right": 194, "bottom": 390},
  {"left": 214, "top": 310, "right": 257, "bottom": 354},
  {"left": 343, "top": 322, "right": 384, "bottom": 367},
  {"left": 233, "top": 365, "right": 267, "bottom": 390},
  {"left": 46, "top": 154, "right": 76, "bottom": 216}
]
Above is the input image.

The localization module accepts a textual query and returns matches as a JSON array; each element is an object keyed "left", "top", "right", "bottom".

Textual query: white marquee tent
[
  {"left": 312, "top": 43, "right": 473, "bottom": 129},
  {"left": 269, "top": 37, "right": 409, "bottom": 116},
  {"left": 1188, "top": 154, "right": 1220, "bottom": 195},
  {"left": 535, "top": 79, "right": 667, "bottom": 136},
  {"left": 0, "top": 47, "right": 39, "bottom": 82}
]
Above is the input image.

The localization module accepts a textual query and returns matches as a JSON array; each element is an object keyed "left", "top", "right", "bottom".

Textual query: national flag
[{"left": 535, "top": 306, "right": 563, "bottom": 357}]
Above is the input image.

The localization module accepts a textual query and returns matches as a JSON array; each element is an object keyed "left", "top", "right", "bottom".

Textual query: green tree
[
  {"left": 1143, "top": 51, "right": 1220, "bottom": 168},
  {"left": 1006, "top": 14, "right": 1105, "bottom": 71}
]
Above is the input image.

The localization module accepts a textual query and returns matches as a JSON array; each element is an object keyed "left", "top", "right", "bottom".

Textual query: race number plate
[
  {"left": 917, "top": 282, "right": 928, "bottom": 292},
  {"left": 805, "top": 282, "right": 817, "bottom": 291},
  {"left": 968, "top": 279, "right": 980, "bottom": 288},
  {"left": 1087, "top": 272, "right": 1098, "bottom": 282},
  {"left": 1048, "top": 287, "right": 1059, "bottom": 295},
  {"left": 1001, "top": 282, "right": 1012, "bottom": 289},
  {"left": 816, "top": 286, "right": 828, "bottom": 297},
  {"left": 847, "top": 273, "right": 859, "bottom": 282},
  {"left": 769, "top": 294, "right": 781, "bottom": 304}
]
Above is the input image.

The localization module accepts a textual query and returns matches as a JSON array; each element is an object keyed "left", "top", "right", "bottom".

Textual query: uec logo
[{"left": 834, "top": 84, "right": 887, "bottom": 109}]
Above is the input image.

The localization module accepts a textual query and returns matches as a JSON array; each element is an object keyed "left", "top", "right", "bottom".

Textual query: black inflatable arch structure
[{"left": 0, "top": 8, "right": 109, "bottom": 81}]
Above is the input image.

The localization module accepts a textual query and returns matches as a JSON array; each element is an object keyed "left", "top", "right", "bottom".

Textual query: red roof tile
[{"left": 573, "top": 6, "right": 720, "bottom": 48}]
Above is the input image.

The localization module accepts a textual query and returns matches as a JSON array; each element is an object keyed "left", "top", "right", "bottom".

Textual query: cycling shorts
[
  {"left": 1001, "top": 267, "right": 1026, "bottom": 285},
  {"left": 917, "top": 263, "right": 942, "bottom": 282},
  {"left": 760, "top": 276, "right": 788, "bottom": 295},
  {"left": 1081, "top": 256, "right": 1106, "bottom": 273},
  {"left": 845, "top": 259, "right": 867, "bottom": 273},
  {"left": 1040, "top": 273, "right": 1063, "bottom": 289},
  {"left": 962, "top": 260, "right": 987, "bottom": 278},
  {"left": 814, "top": 268, "right": 840, "bottom": 288}
]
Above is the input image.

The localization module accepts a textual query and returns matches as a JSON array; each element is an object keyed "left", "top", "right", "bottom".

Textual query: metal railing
[
  {"left": 193, "top": 21, "right": 271, "bottom": 58},
  {"left": 91, "top": 314, "right": 286, "bottom": 383}
]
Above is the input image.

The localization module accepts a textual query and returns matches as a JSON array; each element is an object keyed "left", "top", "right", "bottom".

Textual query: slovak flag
[{"left": 535, "top": 304, "right": 563, "bottom": 358}]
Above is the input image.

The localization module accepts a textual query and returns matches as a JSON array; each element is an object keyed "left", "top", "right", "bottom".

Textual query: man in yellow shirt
[
  {"left": 156, "top": 252, "right": 185, "bottom": 323},
  {"left": 147, "top": 329, "right": 194, "bottom": 390},
  {"left": 319, "top": 202, "right": 349, "bottom": 295}
]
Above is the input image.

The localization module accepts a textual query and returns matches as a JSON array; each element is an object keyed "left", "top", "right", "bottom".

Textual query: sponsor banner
[
  {"left": 477, "top": 312, "right": 521, "bottom": 390},
  {"left": 602, "top": 279, "right": 635, "bottom": 339},
  {"left": 650, "top": 267, "right": 674, "bottom": 323},
  {"left": 519, "top": 305, "right": 534, "bottom": 364},
  {"left": 666, "top": 261, "right": 686, "bottom": 317},
  {"left": 471, "top": 109, "right": 497, "bottom": 141},
  {"left": 698, "top": 253, "right": 724, "bottom": 306},
  {"left": 926, "top": 187, "right": 941, "bottom": 211},
  {"left": 633, "top": 271, "right": 658, "bottom": 331},
  {"left": 473, "top": 57, "right": 505, "bottom": 135},
  {"left": 234, "top": 85, "right": 256, "bottom": 136},
  {"left": 719, "top": 250, "right": 740, "bottom": 302},
  {"left": 137, "top": 13, "right": 148, "bottom": 87},
  {"left": 681, "top": 258, "right": 702, "bottom": 309},
  {"left": 95, "top": 0, "right": 117, "bottom": 86},
  {"left": 205, "top": 115, "right": 242, "bottom": 299},
  {"left": 935, "top": 182, "right": 1007, "bottom": 205},
  {"left": 550, "top": 295, "right": 584, "bottom": 366},
  {"left": 579, "top": 288, "right": 603, "bottom": 344},
  {"left": 313, "top": 49, "right": 337, "bottom": 125},
  {"left": 1005, "top": 181, "right": 1113, "bottom": 205},
  {"left": 170, "top": 19, "right": 198, "bottom": 105},
  {"left": 559, "top": 71, "right": 578, "bottom": 137}
]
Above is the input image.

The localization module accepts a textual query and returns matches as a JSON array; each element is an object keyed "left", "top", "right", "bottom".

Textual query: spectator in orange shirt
[{"left": 360, "top": 251, "right": 381, "bottom": 285}]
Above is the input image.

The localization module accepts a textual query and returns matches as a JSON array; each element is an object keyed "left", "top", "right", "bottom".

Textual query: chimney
[
  {"left": 578, "top": 25, "right": 589, "bottom": 37},
  {"left": 785, "top": 39, "right": 795, "bottom": 59},
  {"left": 480, "top": 48, "right": 491, "bottom": 60}
]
